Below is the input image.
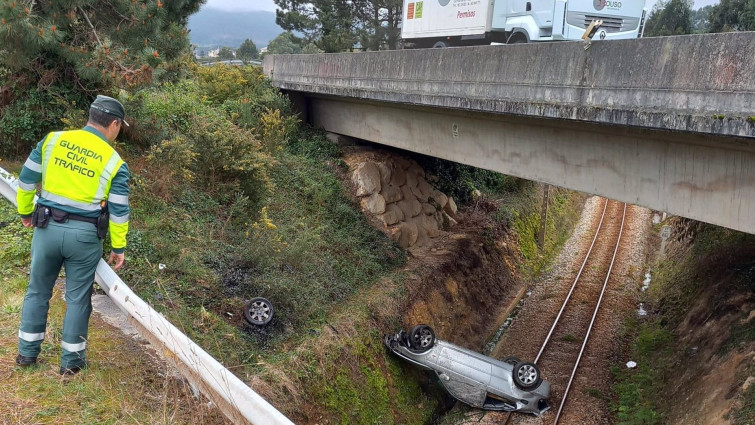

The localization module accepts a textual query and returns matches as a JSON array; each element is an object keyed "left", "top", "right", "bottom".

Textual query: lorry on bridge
[{"left": 400, "top": 0, "right": 647, "bottom": 48}]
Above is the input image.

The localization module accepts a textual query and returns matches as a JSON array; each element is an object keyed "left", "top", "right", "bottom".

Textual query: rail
[
  {"left": 504, "top": 199, "right": 627, "bottom": 425},
  {"left": 0, "top": 165, "right": 294, "bottom": 425}
]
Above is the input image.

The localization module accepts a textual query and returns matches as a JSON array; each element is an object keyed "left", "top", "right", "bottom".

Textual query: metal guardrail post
[{"left": 0, "top": 165, "right": 294, "bottom": 425}]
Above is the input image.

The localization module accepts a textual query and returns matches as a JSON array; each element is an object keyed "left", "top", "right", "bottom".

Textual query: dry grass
[{"left": 0, "top": 204, "right": 229, "bottom": 425}]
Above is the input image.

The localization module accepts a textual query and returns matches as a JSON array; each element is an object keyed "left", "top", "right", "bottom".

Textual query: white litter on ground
[{"left": 642, "top": 271, "right": 651, "bottom": 292}]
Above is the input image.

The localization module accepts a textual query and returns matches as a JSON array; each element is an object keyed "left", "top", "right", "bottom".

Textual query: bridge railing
[{"left": 0, "top": 165, "right": 294, "bottom": 425}]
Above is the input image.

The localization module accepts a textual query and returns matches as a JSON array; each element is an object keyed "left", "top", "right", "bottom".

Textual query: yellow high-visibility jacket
[{"left": 17, "top": 127, "right": 130, "bottom": 252}]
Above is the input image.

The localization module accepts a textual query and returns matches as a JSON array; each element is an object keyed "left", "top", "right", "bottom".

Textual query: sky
[
  {"left": 203, "top": 0, "right": 278, "bottom": 12},
  {"left": 205, "top": 0, "right": 721, "bottom": 13}
]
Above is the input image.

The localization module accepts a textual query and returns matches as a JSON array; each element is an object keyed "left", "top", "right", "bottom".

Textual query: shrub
[
  {"left": 134, "top": 81, "right": 273, "bottom": 208},
  {"left": 195, "top": 64, "right": 249, "bottom": 104}
]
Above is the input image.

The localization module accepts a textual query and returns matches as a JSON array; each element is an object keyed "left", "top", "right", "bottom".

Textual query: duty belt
[{"left": 49, "top": 206, "right": 98, "bottom": 225}]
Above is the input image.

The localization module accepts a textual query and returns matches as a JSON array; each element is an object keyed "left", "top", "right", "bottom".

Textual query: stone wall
[{"left": 351, "top": 157, "right": 457, "bottom": 249}]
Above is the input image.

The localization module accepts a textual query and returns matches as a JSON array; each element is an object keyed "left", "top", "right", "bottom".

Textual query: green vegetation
[
  {"left": 0, "top": 59, "right": 413, "bottom": 422},
  {"left": 0, "top": 5, "right": 584, "bottom": 420},
  {"left": 612, "top": 223, "right": 755, "bottom": 425},
  {"left": 611, "top": 321, "right": 672, "bottom": 425},
  {"left": 508, "top": 186, "right": 583, "bottom": 278}
]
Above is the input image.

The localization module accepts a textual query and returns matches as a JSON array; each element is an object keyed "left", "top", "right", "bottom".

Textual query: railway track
[{"left": 503, "top": 198, "right": 627, "bottom": 425}]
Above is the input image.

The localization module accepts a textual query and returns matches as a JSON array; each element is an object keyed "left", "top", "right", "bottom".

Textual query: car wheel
[
  {"left": 409, "top": 325, "right": 435, "bottom": 352},
  {"left": 244, "top": 297, "right": 274, "bottom": 326},
  {"left": 513, "top": 362, "right": 542, "bottom": 390},
  {"left": 432, "top": 41, "right": 448, "bottom": 48},
  {"left": 502, "top": 356, "right": 521, "bottom": 366}
]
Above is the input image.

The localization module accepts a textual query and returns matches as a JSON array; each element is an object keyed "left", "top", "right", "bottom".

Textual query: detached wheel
[
  {"left": 409, "top": 325, "right": 435, "bottom": 352},
  {"left": 244, "top": 297, "right": 274, "bottom": 326},
  {"left": 502, "top": 356, "right": 521, "bottom": 366},
  {"left": 513, "top": 362, "right": 542, "bottom": 390}
]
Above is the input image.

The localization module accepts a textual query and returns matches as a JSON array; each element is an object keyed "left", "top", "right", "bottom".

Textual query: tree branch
[{"left": 78, "top": 6, "right": 103, "bottom": 47}]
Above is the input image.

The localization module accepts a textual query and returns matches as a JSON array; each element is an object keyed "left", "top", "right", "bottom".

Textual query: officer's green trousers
[{"left": 18, "top": 219, "right": 102, "bottom": 369}]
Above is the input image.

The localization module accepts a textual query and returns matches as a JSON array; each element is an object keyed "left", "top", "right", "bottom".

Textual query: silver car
[{"left": 384, "top": 325, "right": 550, "bottom": 416}]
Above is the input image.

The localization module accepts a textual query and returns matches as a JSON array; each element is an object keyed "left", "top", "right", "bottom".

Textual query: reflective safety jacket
[{"left": 17, "top": 126, "right": 130, "bottom": 252}]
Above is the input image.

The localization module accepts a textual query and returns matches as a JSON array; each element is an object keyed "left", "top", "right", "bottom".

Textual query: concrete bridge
[{"left": 263, "top": 32, "right": 755, "bottom": 234}]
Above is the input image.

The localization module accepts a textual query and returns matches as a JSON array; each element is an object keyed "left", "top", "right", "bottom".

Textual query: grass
[
  {"left": 610, "top": 321, "right": 672, "bottom": 425},
  {"left": 500, "top": 184, "right": 584, "bottom": 278},
  {"left": 611, "top": 223, "right": 755, "bottom": 425},
  {"left": 0, "top": 200, "right": 227, "bottom": 424}
]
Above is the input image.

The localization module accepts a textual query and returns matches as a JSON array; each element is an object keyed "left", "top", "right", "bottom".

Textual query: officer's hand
[
  {"left": 108, "top": 252, "right": 125, "bottom": 271},
  {"left": 21, "top": 217, "right": 32, "bottom": 228}
]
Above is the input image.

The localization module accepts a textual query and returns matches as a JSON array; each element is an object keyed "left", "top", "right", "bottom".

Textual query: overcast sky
[
  {"left": 204, "top": 0, "right": 277, "bottom": 12},
  {"left": 203, "top": 0, "right": 719, "bottom": 13}
]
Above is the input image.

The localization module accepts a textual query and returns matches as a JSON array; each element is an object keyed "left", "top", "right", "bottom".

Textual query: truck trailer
[{"left": 400, "top": 0, "right": 647, "bottom": 47}]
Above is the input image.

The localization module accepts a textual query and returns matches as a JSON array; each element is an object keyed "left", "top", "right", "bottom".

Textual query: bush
[
  {"left": 414, "top": 155, "right": 524, "bottom": 205},
  {"left": 134, "top": 81, "right": 273, "bottom": 208}
]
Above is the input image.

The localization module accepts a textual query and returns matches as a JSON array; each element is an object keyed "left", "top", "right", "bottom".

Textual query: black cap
[{"left": 90, "top": 95, "right": 129, "bottom": 127}]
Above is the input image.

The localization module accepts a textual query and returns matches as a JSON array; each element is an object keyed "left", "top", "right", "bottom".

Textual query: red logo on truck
[{"left": 457, "top": 10, "right": 476, "bottom": 18}]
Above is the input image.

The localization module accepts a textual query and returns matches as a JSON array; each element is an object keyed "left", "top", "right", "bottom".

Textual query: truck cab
[{"left": 493, "top": 0, "right": 647, "bottom": 42}]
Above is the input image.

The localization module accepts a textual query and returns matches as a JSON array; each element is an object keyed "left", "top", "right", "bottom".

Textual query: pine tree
[
  {"left": 0, "top": 0, "right": 204, "bottom": 89},
  {"left": 275, "top": 0, "right": 365, "bottom": 52},
  {"left": 707, "top": 0, "right": 755, "bottom": 32},
  {"left": 644, "top": 0, "right": 694, "bottom": 37}
]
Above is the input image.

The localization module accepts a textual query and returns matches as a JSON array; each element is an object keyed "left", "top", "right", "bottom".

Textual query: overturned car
[{"left": 385, "top": 325, "right": 550, "bottom": 416}]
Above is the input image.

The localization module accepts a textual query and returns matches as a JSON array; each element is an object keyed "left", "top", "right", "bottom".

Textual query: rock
[
  {"left": 397, "top": 199, "right": 414, "bottom": 220},
  {"left": 743, "top": 376, "right": 755, "bottom": 392},
  {"left": 431, "top": 189, "right": 448, "bottom": 209},
  {"left": 360, "top": 192, "right": 386, "bottom": 215},
  {"left": 422, "top": 214, "right": 440, "bottom": 238},
  {"left": 353, "top": 162, "right": 381, "bottom": 196},
  {"left": 442, "top": 211, "right": 458, "bottom": 228},
  {"left": 382, "top": 183, "right": 403, "bottom": 203},
  {"left": 444, "top": 197, "right": 458, "bottom": 218},
  {"left": 400, "top": 184, "right": 415, "bottom": 202},
  {"left": 410, "top": 184, "right": 429, "bottom": 203},
  {"left": 421, "top": 203, "right": 437, "bottom": 215},
  {"left": 397, "top": 197, "right": 422, "bottom": 218},
  {"left": 389, "top": 165, "right": 406, "bottom": 186},
  {"left": 409, "top": 197, "right": 422, "bottom": 217},
  {"left": 407, "top": 216, "right": 430, "bottom": 247},
  {"left": 378, "top": 204, "right": 404, "bottom": 226},
  {"left": 405, "top": 169, "right": 419, "bottom": 188},
  {"left": 376, "top": 162, "right": 392, "bottom": 186},
  {"left": 417, "top": 177, "right": 433, "bottom": 200},
  {"left": 408, "top": 161, "right": 424, "bottom": 177},
  {"left": 396, "top": 222, "right": 418, "bottom": 248}
]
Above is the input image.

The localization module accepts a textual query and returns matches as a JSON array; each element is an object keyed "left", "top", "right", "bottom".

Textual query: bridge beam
[
  {"left": 307, "top": 96, "right": 755, "bottom": 234},
  {"left": 265, "top": 32, "right": 755, "bottom": 234}
]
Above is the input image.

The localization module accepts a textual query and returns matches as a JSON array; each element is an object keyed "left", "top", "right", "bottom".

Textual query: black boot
[
  {"left": 60, "top": 363, "right": 87, "bottom": 375},
  {"left": 15, "top": 354, "right": 37, "bottom": 367}
]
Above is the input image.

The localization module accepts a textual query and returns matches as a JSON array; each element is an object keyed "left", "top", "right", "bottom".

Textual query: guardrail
[{"left": 0, "top": 165, "right": 294, "bottom": 425}]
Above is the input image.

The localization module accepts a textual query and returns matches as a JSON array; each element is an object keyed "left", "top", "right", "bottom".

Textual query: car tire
[
  {"left": 244, "top": 297, "right": 274, "bottom": 326},
  {"left": 513, "top": 362, "right": 542, "bottom": 390},
  {"left": 432, "top": 41, "right": 448, "bottom": 48},
  {"left": 409, "top": 324, "right": 435, "bottom": 352},
  {"left": 502, "top": 356, "right": 521, "bottom": 366}
]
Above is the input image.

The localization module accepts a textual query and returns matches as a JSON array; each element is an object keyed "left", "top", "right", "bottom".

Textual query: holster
[
  {"left": 31, "top": 204, "right": 50, "bottom": 228},
  {"left": 97, "top": 203, "right": 109, "bottom": 239}
]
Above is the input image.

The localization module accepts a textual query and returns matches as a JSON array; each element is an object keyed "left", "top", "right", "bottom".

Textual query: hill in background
[{"left": 188, "top": 8, "right": 282, "bottom": 49}]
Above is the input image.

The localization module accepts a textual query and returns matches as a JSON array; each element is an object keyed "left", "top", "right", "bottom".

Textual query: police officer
[{"left": 15, "top": 95, "right": 131, "bottom": 375}]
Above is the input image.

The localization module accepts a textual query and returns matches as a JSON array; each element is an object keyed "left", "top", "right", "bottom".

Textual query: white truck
[{"left": 400, "top": 0, "right": 647, "bottom": 47}]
